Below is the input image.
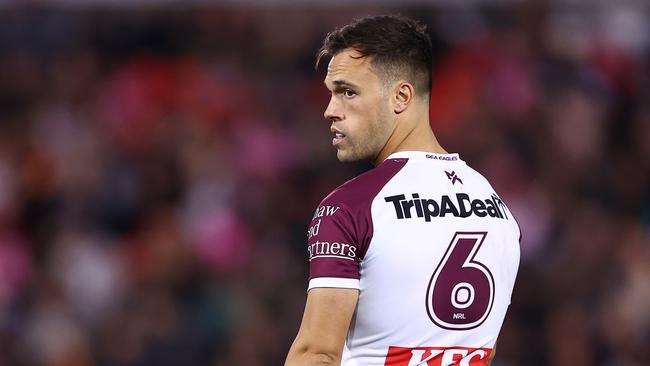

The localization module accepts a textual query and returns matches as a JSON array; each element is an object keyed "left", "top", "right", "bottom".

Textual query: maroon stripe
[{"left": 309, "top": 158, "right": 408, "bottom": 281}]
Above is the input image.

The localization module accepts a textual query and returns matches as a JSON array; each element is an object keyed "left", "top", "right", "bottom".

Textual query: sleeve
[
  {"left": 306, "top": 198, "right": 364, "bottom": 291},
  {"left": 304, "top": 159, "right": 406, "bottom": 291}
]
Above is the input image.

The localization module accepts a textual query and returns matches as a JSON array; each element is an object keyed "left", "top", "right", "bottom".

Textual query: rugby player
[{"left": 285, "top": 15, "right": 520, "bottom": 366}]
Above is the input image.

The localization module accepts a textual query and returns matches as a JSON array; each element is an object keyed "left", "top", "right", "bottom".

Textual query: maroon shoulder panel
[{"left": 307, "top": 158, "right": 408, "bottom": 281}]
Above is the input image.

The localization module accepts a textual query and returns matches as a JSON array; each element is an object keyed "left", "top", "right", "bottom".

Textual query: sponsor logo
[
  {"left": 307, "top": 204, "right": 356, "bottom": 261},
  {"left": 307, "top": 219, "right": 321, "bottom": 240},
  {"left": 385, "top": 346, "right": 492, "bottom": 366},
  {"left": 384, "top": 193, "right": 509, "bottom": 221},
  {"left": 307, "top": 241, "right": 356, "bottom": 261},
  {"left": 308, "top": 205, "right": 340, "bottom": 240},
  {"left": 312, "top": 205, "right": 340, "bottom": 220}
]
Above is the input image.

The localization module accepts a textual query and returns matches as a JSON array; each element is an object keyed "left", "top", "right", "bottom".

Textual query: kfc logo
[{"left": 385, "top": 346, "right": 492, "bottom": 366}]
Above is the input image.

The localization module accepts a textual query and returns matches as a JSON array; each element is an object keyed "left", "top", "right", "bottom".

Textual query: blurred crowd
[{"left": 0, "top": 2, "right": 648, "bottom": 366}]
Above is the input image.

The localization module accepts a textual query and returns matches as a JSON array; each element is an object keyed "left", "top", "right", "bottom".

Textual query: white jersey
[{"left": 306, "top": 151, "right": 520, "bottom": 366}]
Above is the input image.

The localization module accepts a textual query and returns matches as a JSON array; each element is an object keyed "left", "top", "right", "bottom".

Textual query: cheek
[
  {"left": 345, "top": 96, "right": 389, "bottom": 141},
  {"left": 350, "top": 98, "right": 380, "bottom": 122},
  {"left": 370, "top": 99, "right": 392, "bottom": 133}
]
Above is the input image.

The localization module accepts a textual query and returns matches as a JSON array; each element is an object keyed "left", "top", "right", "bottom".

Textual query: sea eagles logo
[
  {"left": 445, "top": 171, "right": 463, "bottom": 185},
  {"left": 384, "top": 193, "right": 509, "bottom": 221}
]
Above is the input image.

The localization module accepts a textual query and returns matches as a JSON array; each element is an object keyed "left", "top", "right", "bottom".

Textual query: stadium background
[{"left": 0, "top": 1, "right": 649, "bottom": 365}]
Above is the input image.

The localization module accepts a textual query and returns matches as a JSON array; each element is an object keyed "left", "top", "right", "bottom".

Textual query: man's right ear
[{"left": 393, "top": 81, "right": 414, "bottom": 114}]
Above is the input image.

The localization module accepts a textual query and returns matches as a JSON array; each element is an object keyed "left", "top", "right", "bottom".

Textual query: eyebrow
[{"left": 326, "top": 79, "right": 360, "bottom": 90}]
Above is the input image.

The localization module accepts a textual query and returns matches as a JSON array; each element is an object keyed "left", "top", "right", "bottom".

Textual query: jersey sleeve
[
  {"left": 306, "top": 198, "right": 365, "bottom": 291},
  {"left": 305, "top": 158, "right": 408, "bottom": 291}
]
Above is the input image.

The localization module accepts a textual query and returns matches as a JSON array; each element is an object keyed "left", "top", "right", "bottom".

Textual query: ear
[{"left": 393, "top": 81, "right": 414, "bottom": 114}]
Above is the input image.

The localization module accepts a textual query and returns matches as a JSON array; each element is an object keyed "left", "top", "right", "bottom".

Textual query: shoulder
[
  {"left": 320, "top": 158, "right": 409, "bottom": 210},
  {"left": 306, "top": 158, "right": 409, "bottom": 267}
]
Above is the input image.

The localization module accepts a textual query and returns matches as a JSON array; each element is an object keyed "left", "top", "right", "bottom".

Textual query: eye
[{"left": 343, "top": 89, "right": 356, "bottom": 98}]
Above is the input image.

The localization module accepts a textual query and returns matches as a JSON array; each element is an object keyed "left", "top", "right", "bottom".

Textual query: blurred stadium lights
[
  {"left": 0, "top": 0, "right": 528, "bottom": 5},
  {"left": 0, "top": 0, "right": 648, "bottom": 8},
  {"left": 0, "top": 0, "right": 604, "bottom": 6}
]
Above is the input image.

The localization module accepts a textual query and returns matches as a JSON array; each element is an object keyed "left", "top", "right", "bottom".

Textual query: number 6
[{"left": 426, "top": 232, "right": 495, "bottom": 330}]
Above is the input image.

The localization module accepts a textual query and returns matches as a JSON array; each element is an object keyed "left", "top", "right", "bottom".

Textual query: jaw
[
  {"left": 335, "top": 138, "right": 379, "bottom": 163},
  {"left": 335, "top": 146, "right": 356, "bottom": 162},
  {"left": 335, "top": 143, "right": 359, "bottom": 163},
  {"left": 371, "top": 120, "right": 399, "bottom": 165}
]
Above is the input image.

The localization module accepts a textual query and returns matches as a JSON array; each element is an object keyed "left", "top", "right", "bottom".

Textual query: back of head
[{"left": 317, "top": 14, "right": 433, "bottom": 100}]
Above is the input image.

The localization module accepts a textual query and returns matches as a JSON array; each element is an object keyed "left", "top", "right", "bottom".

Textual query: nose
[{"left": 324, "top": 95, "right": 343, "bottom": 122}]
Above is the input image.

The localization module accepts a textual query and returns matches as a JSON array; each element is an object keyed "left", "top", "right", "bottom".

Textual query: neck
[{"left": 373, "top": 107, "right": 447, "bottom": 165}]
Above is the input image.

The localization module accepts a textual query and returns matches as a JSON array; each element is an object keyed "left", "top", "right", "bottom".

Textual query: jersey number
[{"left": 426, "top": 232, "right": 494, "bottom": 330}]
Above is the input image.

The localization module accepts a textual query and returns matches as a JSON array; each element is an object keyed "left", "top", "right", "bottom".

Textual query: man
[{"left": 286, "top": 15, "right": 520, "bottom": 366}]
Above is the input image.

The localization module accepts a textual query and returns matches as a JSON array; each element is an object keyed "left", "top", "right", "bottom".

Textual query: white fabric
[
  {"left": 331, "top": 152, "right": 520, "bottom": 366},
  {"left": 308, "top": 277, "right": 360, "bottom": 290}
]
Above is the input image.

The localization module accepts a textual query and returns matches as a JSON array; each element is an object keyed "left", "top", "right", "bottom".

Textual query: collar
[{"left": 384, "top": 151, "right": 462, "bottom": 162}]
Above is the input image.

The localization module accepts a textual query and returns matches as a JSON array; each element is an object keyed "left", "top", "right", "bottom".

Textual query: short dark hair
[{"left": 316, "top": 14, "right": 433, "bottom": 99}]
